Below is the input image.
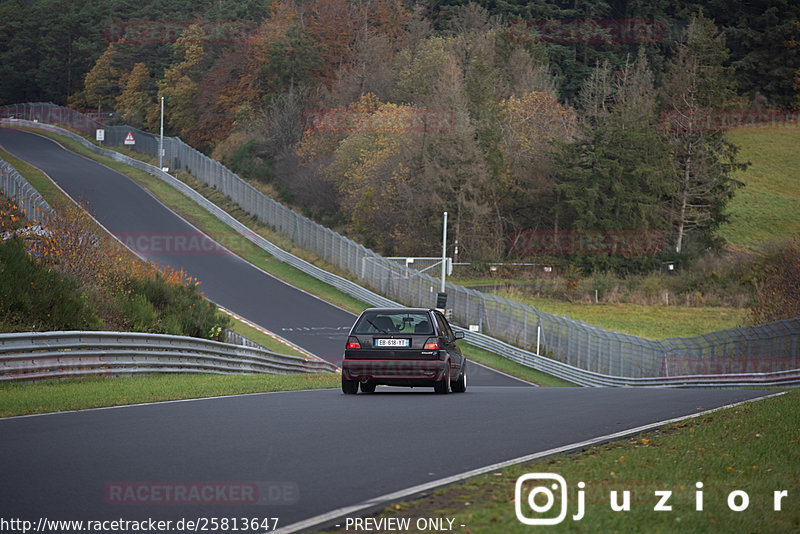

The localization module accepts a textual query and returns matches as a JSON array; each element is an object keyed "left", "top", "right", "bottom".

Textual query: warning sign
[{"left": 124, "top": 131, "right": 135, "bottom": 145}]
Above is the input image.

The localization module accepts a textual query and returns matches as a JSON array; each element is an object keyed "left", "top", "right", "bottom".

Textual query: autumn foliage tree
[
  {"left": 82, "top": 43, "right": 121, "bottom": 114},
  {"left": 498, "top": 90, "right": 576, "bottom": 232},
  {"left": 116, "top": 62, "right": 154, "bottom": 129},
  {"left": 158, "top": 24, "right": 205, "bottom": 142}
]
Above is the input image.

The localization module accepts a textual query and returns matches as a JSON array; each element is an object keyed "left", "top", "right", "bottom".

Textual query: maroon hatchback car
[{"left": 341, "top": 308, "right": 467, "bottom": 394}]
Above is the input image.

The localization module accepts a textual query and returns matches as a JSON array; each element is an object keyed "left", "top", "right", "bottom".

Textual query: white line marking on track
[{"left": 275, "top": 391, "right": 786, "bottom": 533}]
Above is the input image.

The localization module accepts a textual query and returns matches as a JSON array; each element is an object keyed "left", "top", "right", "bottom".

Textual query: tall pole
[
  {"left": 158, "top": 96, "right": 164, "bottom": 170},
  {"left": 441, "top": 211, "right": 448, "bottom": 293}
]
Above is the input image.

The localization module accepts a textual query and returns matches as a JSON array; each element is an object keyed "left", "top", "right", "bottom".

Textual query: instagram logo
[{"left": 515, "top": 473, "right": 585, "bottom": 525}]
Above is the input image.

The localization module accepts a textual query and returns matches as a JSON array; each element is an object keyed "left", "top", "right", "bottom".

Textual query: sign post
[{"left": 158, "top": 96, "right": 164, "bottom": 170}]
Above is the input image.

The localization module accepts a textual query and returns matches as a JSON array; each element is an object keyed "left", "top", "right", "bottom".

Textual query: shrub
[
  {"left": 750, "top": 239, "right": 800, "bottom": 324},
  {"left": 1, "top": 195, "right": 229, "bottom": 338},
  {"left": 0, "top": 238, "right": 102, "bottom": 332}
]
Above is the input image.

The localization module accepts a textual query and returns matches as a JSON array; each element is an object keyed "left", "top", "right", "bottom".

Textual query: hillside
[{"left": 720, "top": 128, "right": 800, "bottom": 251}]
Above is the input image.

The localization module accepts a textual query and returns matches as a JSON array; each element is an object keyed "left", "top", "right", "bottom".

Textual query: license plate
[{"left": 375, "top": 338, "right": 410, "bottom": 348}]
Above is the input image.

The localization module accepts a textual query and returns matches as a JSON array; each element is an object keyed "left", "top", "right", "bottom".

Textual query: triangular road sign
[{"left": 124, "top": 131, "right": 135, "bottom": 145}]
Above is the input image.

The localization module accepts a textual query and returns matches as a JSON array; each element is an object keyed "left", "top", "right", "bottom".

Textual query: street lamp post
[{"left": 158, "top": 96, "right": 164, "bottom": 170}]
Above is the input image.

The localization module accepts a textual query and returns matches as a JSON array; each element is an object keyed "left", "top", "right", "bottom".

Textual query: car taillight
[
  {"left": 346, "top": 337, "right": 361, "bottom": 350},
  {"left": 424, "top": 338, "right": 440, "bottom": 350}
]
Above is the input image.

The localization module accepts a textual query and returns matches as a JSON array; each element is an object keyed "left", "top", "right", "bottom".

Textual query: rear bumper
[{"left": 342, "top": 359, "right": 447, "bottom": 383}]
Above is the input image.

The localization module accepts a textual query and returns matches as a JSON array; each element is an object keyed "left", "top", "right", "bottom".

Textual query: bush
[
  {"left": 1, "top": 196, "right": 229, "bottom": 339},
  {"left": 0, "top": 238, "right": 102, "bottom": 332},
  {"left": 120, "top": 275, "right": 229, "bottom": 338},
  {"left": 750, "top": 239, "right": 800, "bottom": 324}
]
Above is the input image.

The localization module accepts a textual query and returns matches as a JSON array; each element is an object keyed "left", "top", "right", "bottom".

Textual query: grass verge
[
  {"left": 502, "top": 296, "right": 746, "bottom": 340},
  {"left": 329, "top": 389, "right": 798, "bottom": 533},
  {"left": 720, "top": 128, "right": 800, "bottom": 252},
  {"left": 461, "top": 343, "right": 574, "bottom": 387},
  {"left": 224, "top": 314, "right": 308, "bottom": 357},
  {"left": 0, "top": 373, "right": 341, "bottom": 418}
]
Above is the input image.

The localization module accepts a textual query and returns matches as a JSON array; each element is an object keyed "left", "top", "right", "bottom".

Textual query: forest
[{"left": 1, "top": 0, "right": 798, "bottom": 267}]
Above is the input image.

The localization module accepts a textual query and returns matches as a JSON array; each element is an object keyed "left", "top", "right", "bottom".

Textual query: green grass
[
  {"left": 461, "top": 343, "right": 575, "bottom": 387},
  {"left": 342, "top": 389, "right": 798, "bottom": 534},
  {"left": 225, "top": 314, "right": 309, "bottom": 358},
  {"left": 720, "top": 128, "right": 800, "bottom": 251},
  {"left": 503, "top": 296, "right": 747, "bottom": 339},
  {"left": 0, "top": 373, "right": 341, "bottom": 418}
]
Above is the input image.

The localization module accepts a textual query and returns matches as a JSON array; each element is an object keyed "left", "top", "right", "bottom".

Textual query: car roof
[{"left": 359, "top": 308, "right": 434, "bottom": 314}]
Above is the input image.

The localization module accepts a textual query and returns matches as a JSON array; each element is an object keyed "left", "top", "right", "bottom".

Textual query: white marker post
[
  {"left": 440, "top": 211, "right": 448, "bottom": 294},
  {"left": 158, "top": 96, "right": 164, "bottom": 170}
]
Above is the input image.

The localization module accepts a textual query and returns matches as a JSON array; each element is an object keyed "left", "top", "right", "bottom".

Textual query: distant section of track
[{"left": 0, "top": 127, "right": 527, "bottom": 386}]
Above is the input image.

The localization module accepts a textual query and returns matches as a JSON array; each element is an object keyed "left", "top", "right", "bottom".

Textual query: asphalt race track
[
  {"left": 0, "top": 388, "right": 775, "bottom": 531},
  {"left": 0, "top": 126, "right": 523, "bottom": 386},
  {"left": 0, "top": 127, "right": 778, "bottom": 532}
]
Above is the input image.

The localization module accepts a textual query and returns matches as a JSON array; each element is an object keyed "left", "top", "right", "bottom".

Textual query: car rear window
[{"left": 354, "top": 312, "right": 434, "bottom": 335}]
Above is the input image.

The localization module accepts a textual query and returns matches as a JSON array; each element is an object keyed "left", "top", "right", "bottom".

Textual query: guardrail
[
  {"left": 4, "top": 118, "right": 798, "bottom": 388},
  {"left": 460, "top": 328, "right": 800, "bottom": 387},
  {"left": 0, "top": 331, "right": 338, "bottom": 382}
]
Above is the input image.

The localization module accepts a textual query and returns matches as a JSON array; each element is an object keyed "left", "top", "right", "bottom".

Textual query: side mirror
[{"left": 454, "top": 331, "right": 465, "bottom": 340}]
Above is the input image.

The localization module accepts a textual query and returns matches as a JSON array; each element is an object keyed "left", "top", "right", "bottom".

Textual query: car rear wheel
[
  {"left": 360, "top": 381, "right": 376, "bottom": 393},
  {"left": 433, "top": 366, "right": 450, "bottom": 394},
  {"left": 342, "top": 379, "right": 359, "bottom": 394},
  {"left": 452, "top": 363, "right": 467, "bottom": 393}
]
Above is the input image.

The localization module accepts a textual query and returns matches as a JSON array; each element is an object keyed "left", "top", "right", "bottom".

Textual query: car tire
[
  {"left": 433, "top": 366, "right": 450, "bottom": 394},
  {"left": 360, "top": 381, "right": 376, "bottom": 393},
  {"left": 342, "top": 379, "right": 359, "bottom": 394},
  {"left": 452, "top": 362, "right": 467, "bottom": 393}
]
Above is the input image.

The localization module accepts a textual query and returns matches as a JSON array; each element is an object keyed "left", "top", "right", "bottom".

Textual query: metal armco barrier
[
  {"left": 0, "top": 331, "right": 338, "bottom": 382},
  {"left": 3, "top": 109, "right": 798, "bottom": 388}
]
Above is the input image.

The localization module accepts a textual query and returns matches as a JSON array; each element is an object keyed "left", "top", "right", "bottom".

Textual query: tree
[
  {"left": 158, "top": 24, "right": 205, "bottom": 140},
  {"left": 304, "top": 0, "right": 366, "bottom": 86},
  {"left": 232, "top": 0, "right": 324, "bottom": 107},
  {"left": 194, "top": 49, "right": 248, "bottom": 149},
  {"left": 498, "top": 90, "right": 576, "bottom": 233},
  {"left": 552, "top": 52, "right": 672, "bottom": 245},
  {"left": 422, "top": 52, "right": 500, "bottom": 260},
  {"left": 116, "top": 62, "right": 153, "bottom": 129},
  {"left": 323, "top": 97, "right": 424, "bottom": 254},
  {"left": 83, "top": 43, "right": 121, "bottom": 114},
  {"left": 661, "top": 16, "right": 748, "bottom": 254}
]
